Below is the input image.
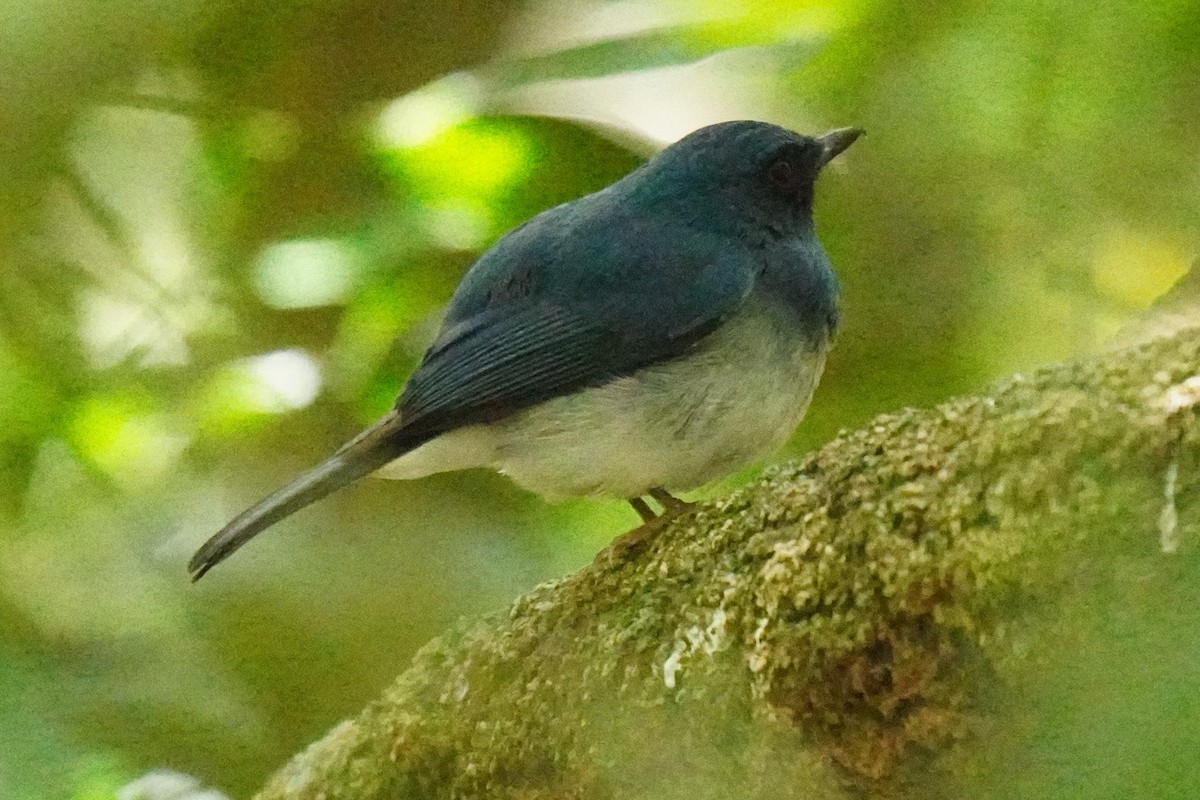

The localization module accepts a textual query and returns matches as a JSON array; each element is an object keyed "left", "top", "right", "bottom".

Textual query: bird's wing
[
  {"left": 394, "top": 252, "right": 757, "bottom": 443},
  {"left": 188, "top": 217, "right": 757, "bottom": 580},
  {"left": 189, "top": 254, "right": 754, "bottom": 581}
]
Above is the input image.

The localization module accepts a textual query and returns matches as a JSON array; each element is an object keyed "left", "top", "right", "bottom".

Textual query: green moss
[{"left": 258, "top": 329, "right": 1200, "bottom": 800}]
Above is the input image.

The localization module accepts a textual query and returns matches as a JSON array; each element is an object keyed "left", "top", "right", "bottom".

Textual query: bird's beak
[{"left": 816, "top": 127, "right": 864, "bottom": 167}]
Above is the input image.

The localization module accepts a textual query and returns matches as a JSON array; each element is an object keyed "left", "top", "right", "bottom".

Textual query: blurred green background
[{"left": 1, "top": 0, "right": 1197, "bottom": 797}]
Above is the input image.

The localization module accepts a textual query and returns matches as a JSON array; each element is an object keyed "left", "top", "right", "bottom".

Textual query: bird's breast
[{"left": 488, "top": 294, "right": 828, "bottom": 499}]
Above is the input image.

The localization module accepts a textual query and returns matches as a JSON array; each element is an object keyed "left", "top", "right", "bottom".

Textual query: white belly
[{"left": 375, "top": 298, "right": 827, "bottom": 499}]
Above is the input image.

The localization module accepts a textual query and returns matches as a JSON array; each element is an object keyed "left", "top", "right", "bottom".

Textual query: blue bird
[{"left": 188, "top": 120, "right": 861, "bottom": 580}]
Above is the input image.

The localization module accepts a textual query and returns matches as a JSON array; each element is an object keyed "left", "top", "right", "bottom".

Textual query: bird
[{"left": 188, "top": 120, "right": 861, "bottom": 580}]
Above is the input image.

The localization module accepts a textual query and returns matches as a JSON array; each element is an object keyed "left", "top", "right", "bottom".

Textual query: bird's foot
[
  {"left": 597, "top": 488, "right": 697, "bottom": 564},
  {"left": 601, "top": 516, "right": 668, "bottom": 562}
]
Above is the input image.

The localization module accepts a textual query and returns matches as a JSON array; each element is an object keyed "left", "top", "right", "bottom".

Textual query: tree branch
[{"left": 255, "top": 324, "right": 1200, "bottom": 800}]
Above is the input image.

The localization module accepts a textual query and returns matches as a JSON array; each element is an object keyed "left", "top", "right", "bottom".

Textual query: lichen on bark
[{"left": 257, "top": 327, "right": 1200, "bottom": 800}]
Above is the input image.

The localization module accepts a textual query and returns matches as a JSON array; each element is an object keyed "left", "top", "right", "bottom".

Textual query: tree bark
[{"left": 255, "top": 323, "right": 1200, "bottom": 800}]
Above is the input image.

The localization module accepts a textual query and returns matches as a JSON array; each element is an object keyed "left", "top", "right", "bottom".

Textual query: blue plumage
[{"left": 189, "top": 120, "right": 860, "bottom": 579}]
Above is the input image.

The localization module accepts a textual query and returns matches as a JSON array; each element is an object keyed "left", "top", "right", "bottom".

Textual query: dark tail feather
[{"left": 188, "top": 413, "right": 413, "bottom": 581}]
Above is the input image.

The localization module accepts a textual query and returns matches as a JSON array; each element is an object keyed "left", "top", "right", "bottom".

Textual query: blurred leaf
[
  {"left": 383, "top": 119, "right": 534, "bottom": 225},
  {"left": 488, "top": 22, "right": 823, "bottom": 86}
]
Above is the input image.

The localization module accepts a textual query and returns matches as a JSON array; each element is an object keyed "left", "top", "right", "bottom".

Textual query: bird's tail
[{"left": 187, "top": 412, "right": 412, "bottom": 581}]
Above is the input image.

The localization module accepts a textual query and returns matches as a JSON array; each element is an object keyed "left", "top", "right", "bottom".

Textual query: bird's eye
[{"left": 768, "top": 159, "right": 797, "bottom": 190}]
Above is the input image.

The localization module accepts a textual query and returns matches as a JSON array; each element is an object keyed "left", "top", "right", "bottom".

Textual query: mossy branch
[{"left": 256, "top": 324, "right": 1200, "bottom": 800}]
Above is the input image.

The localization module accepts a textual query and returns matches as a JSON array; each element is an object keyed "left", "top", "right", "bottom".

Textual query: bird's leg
[
  {"left": 629, "top": 496, "right": 657, "bottom": 524},
  {"left": 648, "top": 487, "right": 695, "bottom": 517},
  {"left": 600, "top": 496, "right": 667, "bottom": 562},
  {"left": 601, "top": 490, "right": 697, "bottom": 564}
]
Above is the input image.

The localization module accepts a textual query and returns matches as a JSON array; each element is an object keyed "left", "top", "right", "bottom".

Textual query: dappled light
[{"left": 2, "top": 0, "right": 1199, "bottom": 798}]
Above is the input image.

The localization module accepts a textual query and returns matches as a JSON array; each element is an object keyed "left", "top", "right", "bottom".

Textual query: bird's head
[{"left": 630, "top": 120, "right": 862, "bottom": 236}]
